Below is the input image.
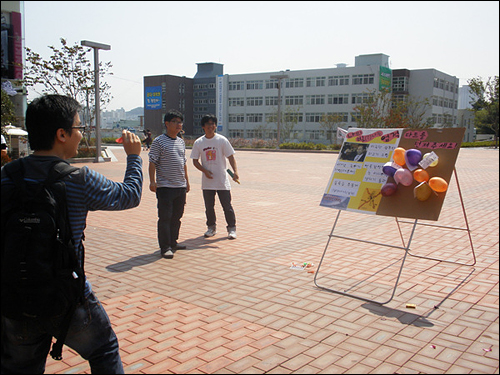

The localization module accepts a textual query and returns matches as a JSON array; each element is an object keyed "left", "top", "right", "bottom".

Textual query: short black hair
[
  {"left": 26, "top": 94, "right": 81, "bottom": 151},
  {"left": 201, "top": 114, "right": 217, "bottom": 127},
  {"left": 164, "top": 109, "right": 184, "bottom": 123}
]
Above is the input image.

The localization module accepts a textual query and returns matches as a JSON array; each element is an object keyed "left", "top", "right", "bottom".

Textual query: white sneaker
[
  {"left": 204, "top": 228, "right": 216, "bottom": 237},
  {"left": 228, "top": 230, "right": 237, "bottom": 240}
]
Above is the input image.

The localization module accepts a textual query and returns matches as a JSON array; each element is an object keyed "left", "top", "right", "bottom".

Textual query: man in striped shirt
[
  {"left": 1, "top": 94, "right": 143, "bottom": 373},
  {"left": 148, "top": 109, "right": 190, "bottom": 259}
]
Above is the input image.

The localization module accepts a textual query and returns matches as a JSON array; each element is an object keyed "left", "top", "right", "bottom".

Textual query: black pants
[
  {"left": 203, "top": 189, "right": 236, "bottom": 230},
  {"left": 156, "top": 187, "right": 186, "bottom": 250}
]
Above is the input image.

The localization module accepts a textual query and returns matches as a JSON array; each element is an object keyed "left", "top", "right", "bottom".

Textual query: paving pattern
[{"left": 45, "top": 146, "right": 499, "bottom": 374}]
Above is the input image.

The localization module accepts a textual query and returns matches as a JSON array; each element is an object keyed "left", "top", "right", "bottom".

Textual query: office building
[{"left": 144, "top": 53, "right": 463, "bottom": 143}]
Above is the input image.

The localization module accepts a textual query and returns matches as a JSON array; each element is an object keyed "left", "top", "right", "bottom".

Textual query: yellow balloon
[
  {"left": 414, "top": 181, "right": 433, "bottom": 201},
  {"left": 429, "top": 177, "right": 448, "bottom": 192},
  {"left": 393, "top": 147, "right": 406, "bottom": 166},
  {"left": 423, "top": 152, "right": 439, "bottom": 167}
]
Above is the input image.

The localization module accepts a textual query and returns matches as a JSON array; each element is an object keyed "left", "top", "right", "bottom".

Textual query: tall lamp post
[
  {"left": 81, "top": 40, "right": 111, "bottom": 163},
  {"left": 270, "top": 73, "right": 289, "bottom": 149}
]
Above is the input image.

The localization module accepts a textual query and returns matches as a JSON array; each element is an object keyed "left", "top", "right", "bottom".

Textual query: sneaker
[
  {"left": 204, "top": 228, "right": 216, "bottom": 237},
  {"left": 161, "top": 247, "right": 174, "bottom": 259},
  {"left": 228, "top": 230, "right": 237, "bottom": 240}
]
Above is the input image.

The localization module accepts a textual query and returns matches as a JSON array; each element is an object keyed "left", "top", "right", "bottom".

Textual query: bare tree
[{"left": 320, "top": 113, "right": 345, "bottom": 144}]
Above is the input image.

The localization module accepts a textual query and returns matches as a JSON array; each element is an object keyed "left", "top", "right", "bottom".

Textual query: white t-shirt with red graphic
[{"left": 190, "top": 133, "right": 235, "bottom": 190}]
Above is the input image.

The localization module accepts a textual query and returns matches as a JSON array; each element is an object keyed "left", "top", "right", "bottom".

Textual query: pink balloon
[{"left": 394, "top": 168, "right": 413, "bottom": 186}]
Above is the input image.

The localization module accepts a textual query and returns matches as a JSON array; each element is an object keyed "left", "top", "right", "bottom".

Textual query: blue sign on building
[{"left": 145, "top": 86, "right": 162, "bottom": 110}]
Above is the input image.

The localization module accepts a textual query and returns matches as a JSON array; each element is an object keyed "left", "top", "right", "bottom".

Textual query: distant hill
[{"left": 127, "top": 107, "right": 144, "bottom": 117}]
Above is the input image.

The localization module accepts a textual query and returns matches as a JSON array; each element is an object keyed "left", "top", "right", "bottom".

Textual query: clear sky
[{"left": 23, "top": 1, "right": 499, "bottom": 112}]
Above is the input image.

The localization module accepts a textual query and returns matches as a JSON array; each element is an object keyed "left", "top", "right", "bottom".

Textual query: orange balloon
[
  {"left": 393, "top": 147, "right": 406, "bottom": 166},
  {"left": 413, "top": 169, "right": 430, "bottom": 183},
  {"left": 429, "top": 177, "right": 448, "bottom": 192}
]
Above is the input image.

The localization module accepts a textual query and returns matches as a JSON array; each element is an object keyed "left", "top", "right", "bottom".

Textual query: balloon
[
  {"left": 413, "top": 168, "right": 430, "bottom": 183},
  {"left": 382, "top": 162, "right": 401, "bottom": 177},
  {"left": 393, "top": 147, "right": 406, "bottom": 166},
  {"left": 422, "top": 152, "right": 439, "bottom": 167},
  {"left": 414, "top": 181, "right": 433, "bottom": 201},
  {"left": 394, "top": 168, "right": 413, "bottom": 186},
  {"left": 405, "top": 149, "right": 422, "bottom": 170},
  {"left": 406, "top": 149, "right": 422, "bottom": 165},
  {"left": 429, "top": 177, "right": 448, "bottom": 192},
  {"left": 381, "top": 182, "right": 398, "bottom": 197}
]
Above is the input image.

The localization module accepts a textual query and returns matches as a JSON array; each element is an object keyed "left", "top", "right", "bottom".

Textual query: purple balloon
[
  {"left": 382, "top": 162, "right": 398, "bottom": 177},
  {"left": 394, "top": 168, "right": 413, "bottom": 186},
  {"left": 405, "top": 149, "right": 422, "bottom": 168},
  {"left": 381, "top": 182, "right": 398, "bottom": 196}
]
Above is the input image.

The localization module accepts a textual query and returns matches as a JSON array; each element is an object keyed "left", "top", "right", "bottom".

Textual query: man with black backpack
[{"left": 1, "top": 95, "right": 143, "bottom": 373}]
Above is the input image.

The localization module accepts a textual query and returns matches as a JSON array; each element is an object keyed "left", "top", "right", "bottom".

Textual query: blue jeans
[
  {"left": 156, "top": 187, "right": 186, "bottom": 250},
  {"left": 203, "top": 189, "right": 236, "bottom": 230},
  {"left": 1, "top": 292, "right": 124, "bottom": 374}
]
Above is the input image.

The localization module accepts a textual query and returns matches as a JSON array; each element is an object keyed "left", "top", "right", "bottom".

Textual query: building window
[
  {"left": 265, "top": 79, "right": 278, "bottom": 89},
  {"left": 247, "top": 97, "right": 263, "bottom": 106},
  {"left": 306, "top": 76, "right": 326, "bottom": 87},
  {"left": 266, "top": 96, "right": 278, "bottom": 106},
  {"left": 351, "top": 93, "right": 371, "bottom": 104},
  {"left": 392, "top": 76, "right": 408, "bottom": 92},
  {"left": 229, "top": 114, "right": 245, "bottom": 122},
  {"left": 284, "top": 113, "right": 303, "bottom": 122},
  {"left": 247, "top": 113, "right": 263, "bottom": 122},
  {"left": 327, "top": 94, "right": 349, "bottom": 105},
  {"left": 306, "top": 95, "right": 325, "bottom": 105},
  {"left": 246, "top": 80, "right": 263, "bottom": 90},
  {"left": 285, "top": 78, "right": 304, "bottom": 88},
  {"left": 328, "top": 75, "right": 349, "bottom": 86},
  {"left": 352, "top": 74, "right": 374, "bottom": 85},
  {"left": 229, "top": 81, "right": 244, "bottom": 90},
  {"left": 305, "top": 113, "right": 324, "bottom": 122},
  {"left": 285, "top": 95, "right": 303, "bottom": 106},
  {"left": 229, "top": 98, "right": 245, "bottom": 106}
]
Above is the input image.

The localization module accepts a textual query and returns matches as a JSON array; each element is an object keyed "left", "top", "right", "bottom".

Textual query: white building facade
[{"left": 215, "top": 53, "right": 461, "bottom": 143}]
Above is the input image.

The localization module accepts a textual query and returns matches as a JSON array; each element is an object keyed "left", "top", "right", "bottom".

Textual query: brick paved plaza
[{"left": 46, "top": 146, "right": 499, "bottom": 374}]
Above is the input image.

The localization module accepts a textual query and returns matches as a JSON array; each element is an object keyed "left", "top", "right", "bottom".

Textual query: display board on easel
[{"left": 320, "top": 127, "right": 465, "bottom": 221}]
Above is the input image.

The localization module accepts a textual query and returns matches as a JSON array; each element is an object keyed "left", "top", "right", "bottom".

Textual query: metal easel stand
[
  {"left": 314, "top": 168, "right": 476, "bottom": 305},
  {"left": 396, "top": 168, "right": 476, "bottom": 267}
]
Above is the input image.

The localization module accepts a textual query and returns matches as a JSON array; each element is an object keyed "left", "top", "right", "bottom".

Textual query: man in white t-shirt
[{"left": 191, "top": 114, "right": 239, "bottom": 239}]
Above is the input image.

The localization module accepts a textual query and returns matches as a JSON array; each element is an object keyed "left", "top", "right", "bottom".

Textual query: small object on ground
[{"left": 406, "top": 303, "right": 416, "bottom": 309}]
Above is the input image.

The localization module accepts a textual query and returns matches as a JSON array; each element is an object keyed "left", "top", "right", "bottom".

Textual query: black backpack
[{"left": 1, "top": 158, "right": 85, "bottom": 360}]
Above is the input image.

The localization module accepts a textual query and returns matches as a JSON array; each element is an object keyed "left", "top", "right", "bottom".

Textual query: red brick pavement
[{"left": 45, "top": 146, "right": 498, "bottom": 374}]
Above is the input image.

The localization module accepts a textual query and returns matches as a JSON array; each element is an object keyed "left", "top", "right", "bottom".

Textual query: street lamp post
[
  {"left": 81, "top": 40, "right": 111, "bottom": 163},
  {"left": 270, "top": 73, "right": 289, "bottom": 149}
]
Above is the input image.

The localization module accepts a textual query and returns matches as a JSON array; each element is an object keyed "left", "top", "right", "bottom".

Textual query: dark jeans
[
  {"left": 156, "top": 187, "right": 186, "bottom": 250},
  {"left": 1, "top": 292, "right": 123, "bottom": 374},
  {"left": 203, "top": 189, "right": 236, "bottom": 230}
]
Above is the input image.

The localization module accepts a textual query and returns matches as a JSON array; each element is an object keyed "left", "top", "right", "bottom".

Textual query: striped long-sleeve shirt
[
  {"left": 148, "top": 134, "right": 187, "bottom": 188},
  {"left": 1, "top": 154, "right": 143, "bottom": 297}
]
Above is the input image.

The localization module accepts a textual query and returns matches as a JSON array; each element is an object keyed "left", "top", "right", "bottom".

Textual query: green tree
[
  {"left": 24, "top": 38, "right": 113, "bottom": 125},
  {"left": 1, "top": 88, "right": 17, "bottom": 129},
  {"left": 353, "top": 88, "right": 432, "bottom": 129},
  {"left": 467, "top": 76, "right": 499, "bottom": 148}
]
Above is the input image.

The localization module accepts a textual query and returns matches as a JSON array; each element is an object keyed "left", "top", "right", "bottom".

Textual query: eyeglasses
[
  {"left": 71, "top": 126, "right": 86, "bottom": 131},
  {"left": 169, "top": 120, "right": 183, "bottom": 125}
]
